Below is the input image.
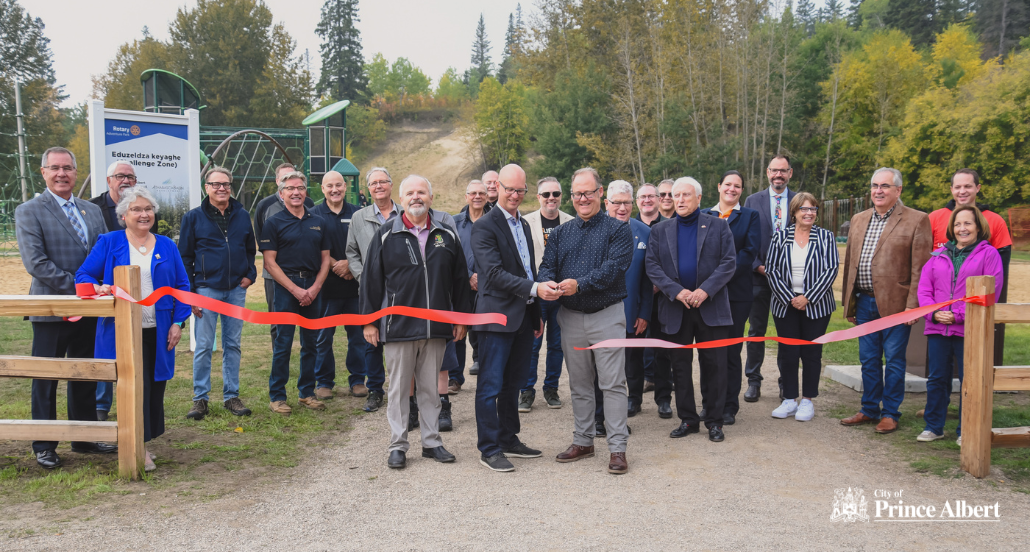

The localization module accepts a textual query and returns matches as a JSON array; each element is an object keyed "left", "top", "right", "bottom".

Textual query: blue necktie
[
  {"left": 62, "top": 200, "right": 87, "bottom": 248},
  {"left": 509, "top": 217, "right": 532, "bottom": 277}
]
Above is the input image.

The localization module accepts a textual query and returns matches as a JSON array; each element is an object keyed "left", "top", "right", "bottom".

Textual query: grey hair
[
  {"left": 205, "top": 166, "right": 233, "bottom": 183},
  {"left": 871, "top": 167, "right": 903, "bottom": 188},
  {"left": 366, "top": 166, "right": 391, "bottom": 186},
  {"left": 106, "top": 161, "right": 134, "bottom": 177},
  {"left": 607, "top": 180, "right": 634, "bottom": 197},
  {"left": 536, "top": 176, "right": 561, "bottom": 193},
  {"left": 115, "top": 186, "right": 160, "bottom": 226},
  {"left": 465, "top": 179, "right": 485, "bottom": 194},
  {"left": 637, "top": 183, "right": 658, "bottom": 197},
  {"left": 572, "top": 167, "right": 602, "bottom": 187},
  {"left": 400, "top": 174, "right": 433, "bottom": 196},
  {"left": 482, "top": 170, "right": 498, "bottom": 181},
  {"left": 41, "top": 147, "right": 76, "bottom": 169},
  {"left": 657, "top": 179, "right": 675, "bottom": 188},
  {"left": 673, "top": 177, "right": 703, "bottom": 197},
  {"left": 278, "top": 170, "right": 307, "bottom": 190}
]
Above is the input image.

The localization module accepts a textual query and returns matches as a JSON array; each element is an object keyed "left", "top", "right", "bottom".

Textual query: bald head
[
  {"left": 322, "top": 170, "right": 347, "bottom": 207},
  {"left": 497, "top": 164, "right": 527, "bottom": 215}
]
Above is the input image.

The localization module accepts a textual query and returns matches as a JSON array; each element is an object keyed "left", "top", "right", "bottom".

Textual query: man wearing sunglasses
[
  {"left": 520, "top": 177, "right": 573, "bottom": 412},
  {"left": 656, "top": 179, "right": 676, "bottom": 220},
  {"left": 635, "top": 183, "right": 670, "bottom": 401}
]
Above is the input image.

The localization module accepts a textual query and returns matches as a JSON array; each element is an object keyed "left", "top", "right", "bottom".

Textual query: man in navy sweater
[{"left": 178, "top": 167, "right": 258, "bottom": 420}]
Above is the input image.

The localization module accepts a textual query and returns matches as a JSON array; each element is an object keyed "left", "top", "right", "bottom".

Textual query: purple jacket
[{"left": 917, "top": 240, "right": 1003, "bottom": 337}]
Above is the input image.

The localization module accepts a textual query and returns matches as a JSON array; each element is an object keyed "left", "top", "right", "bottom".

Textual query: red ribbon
[
  {"left": 575, "top": 294, "right": 992, "bottom": 350},
  {"left": 74, "top": 283, "right": 505, "bottom": 330}
]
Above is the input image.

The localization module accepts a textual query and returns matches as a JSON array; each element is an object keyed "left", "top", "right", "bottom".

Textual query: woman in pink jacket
[{"left": 916, "top": 204, "right": 1003, "bottom": 444}]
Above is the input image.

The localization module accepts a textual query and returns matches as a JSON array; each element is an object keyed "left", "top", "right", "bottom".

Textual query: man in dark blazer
[
  {"left": 645, "top": 177, "right": 736, "bottom": 442},
  {"left": 471, "top": 163, "right": 558, "bottom": 473},
  {"left": 15, "top": 147, "right": 115, "bottom": 469},
  {"left": 742, "top": 155, "right": 797, "bottom": 402}
]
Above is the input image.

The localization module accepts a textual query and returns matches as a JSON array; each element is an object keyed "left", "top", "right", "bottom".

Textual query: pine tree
[
  {"left": 315, "top": 0, "right": 367, "bottom": 102},
  {"left": 847, "top": 0, "right": 864, "bottom": 28},
  {"left": 470, "top": 13, "right": 492, "bottom": 83},
  {"left": 498, "top": 13, "right": 518, "bottom": 83},
  {"left": 975, "top": 0, "right": 1030, "bottom": 58},
  {"left": 796, "top": 0, "right": 817, "bottom": 35},
  {"left": 886, "top": 0, "right": 939, "bottom": 47}
]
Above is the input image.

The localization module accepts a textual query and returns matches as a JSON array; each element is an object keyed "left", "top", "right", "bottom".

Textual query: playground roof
[
  {"left": 303, "top": 100, "right": 351, "bottom": 126},
  {"left": 139, "top": 69, "right": 202, "bottom": 101},
  {"left": 331, "top": 158, "right": 360, "bottom": 177}
]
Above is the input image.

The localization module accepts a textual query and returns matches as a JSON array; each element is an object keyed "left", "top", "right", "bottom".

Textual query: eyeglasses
[
  {"left": 658, "top": 192, "right": 672, "bottom": 198},
  {"left": 870, "top": 184, "right": 896, "bottom": 191},
  {"left": 44, "top": 165, "right": 76, "bottom": 173},
  {"left": 128, "top": 206, "right": 154, "bottom": 214},
  {"left": 466, "top": 191, "right": 487, "bottom": 197},
  {"left": 571, "top": 187, "right": 601, "bottom": 201},
  {"left": 538, "top": 191, "right": 561, "bottom": 199},
  {"left": 281, "top": 186, "right": 306, "bottom": 193},
  {"left": 112, "top": 174, "right": 137, "bottom": 182},
  {"left": 608, "top": 200, "right": 632, "bottom": 207},
  {"left": 368, "top": 180, "right": 391, "bottom": 188},
  {"left": 206, "top": 181, "right": 232, "bottom": 189},
  {"left": 768, "top": 168, "right": 791, "bottom": 175},
  {"left": 499, "top": 182, "right": 528, "bottom": 196},
  {"left": 637, "top": 194, "right": 657, "bottom": 200},
  {"left": 797, "top": 206, "right": 819, "bottom": 213}
]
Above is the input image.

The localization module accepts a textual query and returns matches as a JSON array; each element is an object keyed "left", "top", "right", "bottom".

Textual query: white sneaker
[
  {"left": 771, "top": 399, "right": 798, "bottom": 419},
  {"left": 795, "top": 399, "right": 815, "bottom": 421},
  {"left": 956, "top": 435, "right": 962, "bottom": 446},
  {"left": 916, "top": 430, "right": 945, "bottom": 442}
]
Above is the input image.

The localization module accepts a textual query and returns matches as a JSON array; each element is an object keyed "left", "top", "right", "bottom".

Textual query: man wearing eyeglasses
[
  {"left": 840, "top": 167, "right": 931, "bottom": 434},
  {"left": 345, "top": 167, "right": 401, "bottom": 413},
  {"left": 519, "top": 176, "right": 573, "bottom": 413},
  {"left": 742, "top": 155, "right": 798, "bottom": 403},
  {"left": 635, "top": 183, "right": 670, "bottom": 400},
  {"left": 538, "top": 167, "right": 634, "bottom": 474},
  {"left": 16, "top": 147, "right": 113, "bottom": 469},
  {"left": 178, "top": 166, "right": 258, "bottom": 421},
  {"left": 450, "top": 180, "right": 490, "bottom": 392}
]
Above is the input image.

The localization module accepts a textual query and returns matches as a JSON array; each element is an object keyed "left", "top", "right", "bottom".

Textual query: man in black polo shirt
[
  {"left": 259, "top": 171, "right": 331, "bottom": 415},
  {"left": 312, "top": 170, "right": 363, "bottom": 401}
]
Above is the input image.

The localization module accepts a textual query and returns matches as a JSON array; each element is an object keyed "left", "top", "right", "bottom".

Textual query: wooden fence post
[
  {"left": 960, "top": 275, "right": 995, "bottom": 478},
  {"left": 113, "top": 265, "right": 144, "bottom": 480}
]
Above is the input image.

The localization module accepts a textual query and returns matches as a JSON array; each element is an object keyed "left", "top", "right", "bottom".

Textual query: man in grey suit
[
  {"left": 15, "top": 147, "right": 115, "bottom": 469},
  {"left": 742, "top": 155, "right": 797, "bottom": 402},
  {"left": 645, "top": 177, "right": 736, "bottom": 443}
]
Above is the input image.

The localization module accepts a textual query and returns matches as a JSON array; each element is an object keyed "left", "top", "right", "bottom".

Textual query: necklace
[{"left": 127, "top": 231, "right": 149, "bottom": 253}]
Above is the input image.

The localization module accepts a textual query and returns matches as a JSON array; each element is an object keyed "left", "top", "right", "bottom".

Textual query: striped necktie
[{"left": 61, "top": 200, "right": 87, "bottom": 248}]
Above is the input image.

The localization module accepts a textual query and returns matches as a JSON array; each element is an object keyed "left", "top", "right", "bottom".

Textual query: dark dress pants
[
  {"left": 141, "top": 327, "right": 166, "bottom": 442},
  {"left": 724, "top": 300, "right": 753, "bottom": 416},
  {"left": 668, "top": 308, "right": 729, "bottom": 429},
  {"left": 31, "top": 319, "right": 99, "bottom": 453},
  {"left": 475, "top": 308, "right": 534, "bottom": 458},
  {"left": 648, "top": 295, "right": 674, "bottom": 405},
  {"left": 745, "top": 278, "right": 773, "bottom": 383},
  {"left": 774, "top": 306, "right": 831, "bottom": 400}
]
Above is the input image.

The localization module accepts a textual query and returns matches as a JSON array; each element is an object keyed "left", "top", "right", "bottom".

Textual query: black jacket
[
  {"left": 178, "top": 198, "right": 257, "bottom": 290},
  {"left": 360, "top": 214, "right": 472, "bottom": 342},
  {"left": 89, "top": 191, "right": 119, "bottom": 232},
  {"left": 470, "top": 206, "right": 541, "bottom": 333}
]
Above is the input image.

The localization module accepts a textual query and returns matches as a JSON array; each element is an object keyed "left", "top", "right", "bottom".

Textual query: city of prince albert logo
[
  {"left": 831, "top": 488, "right": 870, "bottom": 523},
  {"left": 129, "top": 125, "right": 141, "bottom": 136},
  {"left": 433, "top": 235, "right": 445, "bottom": 248}
]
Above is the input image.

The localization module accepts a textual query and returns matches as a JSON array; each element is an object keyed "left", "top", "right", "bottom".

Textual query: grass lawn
[{"left": 0, "top": 301, "right": 360, "bottom": 508}]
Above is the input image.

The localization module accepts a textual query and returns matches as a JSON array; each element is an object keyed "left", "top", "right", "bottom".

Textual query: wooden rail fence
[
  {"left": 0, "top": 265, "right": 144, "bottom": 479},
  {"left": 961, "top": 275, "right": 1030, "bottom": 478}
]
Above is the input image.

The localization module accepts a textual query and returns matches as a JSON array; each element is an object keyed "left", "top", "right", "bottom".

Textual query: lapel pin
[
  {"left": 81, "top": 210, "right": 86, "bottom": 215},
  {"left": 701, "top": 225, "right": 706, "bottom": 229},
  {"left": 156, "top": 253, "right": 161, "bottom": 259}
]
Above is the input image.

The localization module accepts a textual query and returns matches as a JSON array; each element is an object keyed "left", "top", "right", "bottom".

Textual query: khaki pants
[{"left": 385, "top": 339, "right": 446, "bottom": 452}]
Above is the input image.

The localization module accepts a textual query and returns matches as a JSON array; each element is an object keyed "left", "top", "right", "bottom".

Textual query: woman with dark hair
[
  {"left": 76, "top": 187, "right": 191, "bottom": 472},
  {"left": 917, "top": 204, "right": 1003, "bottom": 445},
  {"left": 765, "top": 192, "right": 838, "bottom": 421},
  {"left": 701, "top": 171, "right": 760, "bottom": 424}
]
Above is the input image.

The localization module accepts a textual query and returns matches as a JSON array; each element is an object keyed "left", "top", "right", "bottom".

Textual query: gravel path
[{"left": 7, "top": 353, "right": 1030, "bottom": 550}]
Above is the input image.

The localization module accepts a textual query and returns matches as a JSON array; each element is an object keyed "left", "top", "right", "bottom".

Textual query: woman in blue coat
[{"left": 76, "top": 187, "right": 191, "bottom": 472}]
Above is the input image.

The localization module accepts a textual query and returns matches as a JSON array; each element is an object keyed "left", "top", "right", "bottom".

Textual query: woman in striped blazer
[{"left": 765, "top": 192, "right": 839, "bottom": 421}]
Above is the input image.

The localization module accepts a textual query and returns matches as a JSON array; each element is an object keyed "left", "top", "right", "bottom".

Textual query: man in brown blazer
[{"left": 840, "top": 167, "right": 932, "bottom": 434}]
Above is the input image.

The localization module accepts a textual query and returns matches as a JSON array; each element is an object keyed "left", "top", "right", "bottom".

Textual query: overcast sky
[{"left": 22, "top": 0, "right": 527, "bottom": 108}]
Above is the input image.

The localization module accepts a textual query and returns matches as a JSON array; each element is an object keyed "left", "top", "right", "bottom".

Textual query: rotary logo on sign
[
  {"left": 831, "top": 488, "right": 870, "bottom": 523},
  {"left": 130, "top": 125, "right": 141, "bottom": 136}
]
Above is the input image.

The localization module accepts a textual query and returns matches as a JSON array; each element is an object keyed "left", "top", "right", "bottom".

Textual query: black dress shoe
[
  {"left": 35, "top": 450, "right": 61, "bottom": 469},
  {"left": 670, "top": 421, "right": 699, "bottom": 438},
  {"left": 387, "top": 450, "right": 406, "bottom": 469},
  {"left": 723, "top": 412, "right": 736, "bottom": 425},
  {"left": 595, "top": 421, "right": 607, "bottom": 437},
  {"left": 627, "top": 402, "right": 641, "bottom": 417},
  {"left": 71, "top": 442, "right": 118, "bottom": 454},
  {"left": 96, "top": 410, "right": 109, "bottom": 421},
  {"left": 657, "top": 401, "right": 673, "bottom": 419},
  {"left": 744, "top": 383, "right": 760, "bottom": 402},
  {"left": 708, "top": 426, "right": 725, "bottom": 442},
  {"left": 422, "top": 446, "right": 456, "bottom": 463},
  {"left": 699, "top": 408, "right": 707, "bottom": 419}
]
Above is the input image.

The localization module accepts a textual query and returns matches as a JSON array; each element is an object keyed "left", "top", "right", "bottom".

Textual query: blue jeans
[
  {"left": 476, "top": 312, "right": 535, "bottom": 457},
  {"left": 924, "top": 334, "right": 963, "bottom": 436},
  {"left": 525, "top": 299, "right": 562, "bottom": 391},
  {"left": 192, "top": 286, "right": 247, "bottom": 402},
  {"left": 857, "top": 293, "right": 912, "bottom": 421},
  {"left": 363, "top": 341, "right": 386, "bottom": 393},
  {"left": 96, "top": 381, "right": 113, "bottom": 412},
  {"left": 451, "top": 331, "right": 478, "bottom": 385},
  {"left": 269, "top": 276, "right": 322, "bottom": 402},
  {"left": 314, "top": 296, "right": 367, "bottom": 390}
]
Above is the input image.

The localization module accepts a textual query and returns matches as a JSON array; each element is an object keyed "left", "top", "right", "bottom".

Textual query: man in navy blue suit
[{"left": 742, "top": 156, "right": 797, "bottom": 402}]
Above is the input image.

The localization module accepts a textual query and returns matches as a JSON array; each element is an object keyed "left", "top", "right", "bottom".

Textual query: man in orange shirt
[{"left": 928, "top": 169, "right": 1012, "bottom": 252}]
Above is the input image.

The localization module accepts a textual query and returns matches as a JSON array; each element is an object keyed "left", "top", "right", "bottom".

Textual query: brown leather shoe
[
  {"left": 351, "top": 384, "right": 368, "bottom": 397},
  {"left": 447, "top": 380, "right": 461, "bottom": 395},
  {"left": 299, "top": 396, "right": 326, "bottom": 411},
  {"left": 875, "top": 417, "right": 899, "bottom": 434},
  {"left": 315, "top": 387, "right": 334, "bottom": 401},
  {"left": 916, "top": 409, "right": 925, "bottom": 417},
  {"left": 269, "top": 400, "right": 292, "bottom": 416},
  {"left": 608, "top": 452, "right": 628, "bottom": 474},
  {"left": 556, "top": 444, "right": 595, "bottom": 463},
  {"left": 840, "top": 412, "right": 877, "bottom": 426}
]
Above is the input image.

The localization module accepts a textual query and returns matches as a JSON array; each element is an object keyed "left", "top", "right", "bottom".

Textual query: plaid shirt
[{"left": 856, "top": 202, "right": 897, "bottom": 292}]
